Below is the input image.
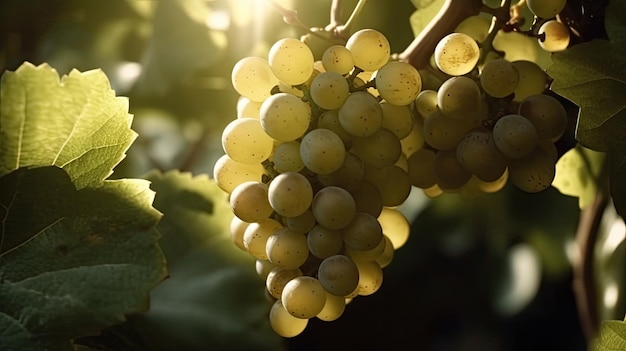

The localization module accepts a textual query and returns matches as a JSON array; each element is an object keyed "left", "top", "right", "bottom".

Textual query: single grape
[
  {"left": 268, "top": 38, "right": 315, "bottom": 85},
  {"left": 345, "top": 29, "right": 390, "bottom": 71},
  {"left": 284, "top": 209, "right": 316, "bottom": 233},
  {"left": 492, "top": 114, "right": 538, "bottom": 159},
  {"left": 236, "top": 96, "right": 262, "bottom": 118},
  {"left": 345, "top": 233, "right": 385, "bottom": 262},
  {"left": 229, "top": 181, "right": 273, "bottom": 222},
  {"left": 376, "top": 235, "right": 395, "bottom": 268},
  {"left": 317, "top": 152, "right": 365, "bottom": 193},
  {"left": 231, "top": 56, "right": 279, "bottom": 102},
  {"left": 310, "top": 71, "right": 350, "bottom": 110},
  {"left": 350, "top": 181, "right": 384, "bottom": 218},
  {"left": 527, "top": 0, "right": 566, "bottom": 19},
  {"left": 243, "top": 218, "right": 284, "bottom": 260},
  {"left": 414, "top": 89, "right": 439, "bottom": 119},
  {"left": 407, "top": 147, "right": 438, "bottom": 189},
  {"left": 272, "top": 141, "right": 305, "bottom": 173},
  {"left": 266, "top": 267, "right": 303, "bottom": 299},
  {"left": 307, "top": 224, "right": 344, "bottom": 259},
  {"left": 354, "top": 260, "right": 383, "bottom": 296},
  {"left": 456, "top": 128, "right": 509, "bottom": 182},
  {"left": 377, "top": 207, "right": 410, "bottom": 249},
  {"left": 351, "top": 127, "right": 402, "bottom": 168},
  {"left": 434, "top": 149, "right": 472, "bottom": 190},
  {"left": 479, "top": 58, "right": 520, "bottom": 98},
  {"left": 317, "top": 255, "right": 360, "bottom": 296},
  {"left": 380, "top": 101, "right": 414, "bottom": 139},
  {"left": 266, "top": 227, "right": 309, "bottom": 270},
  {"left": 268, "top": 172, "right": 313, "bottom": 217},
  {"left": 322, "top": 45, "right": 355, "bottom": 75},
  {"left": 374, "top": 61, "right": 422, "bottom": 106},
  {"left": 538, "top": 20, "right": 570, "bottom": 52},
  {"left": 213, "top": 154, "right": 266, "bottom": 193},
  {"left": 311, "top": 186, "right": 357, "bottom": 230},
  {"left": 318, "top": 109, "right": 354, "bottom": 145},
  {"left": 509, "top": 145, "right": 557, "bottom": 193},
  {"left": 260, "top": 93, "right": 311, "bottom": 141},
  {"left": 454, "top": 15, "right": 490, "bottom": 42},
  {"left": 317, "top": 292, "right": 346, "bottom": 321},
  {"left": 424, "top": 110, "right": 477, "bottom": 151},
  {"left": 437, "top": 76, "right": 482, "bottom": 119},
  {"left": 256, "top": 259, "right": 276, "bottom": 280},
  {"left": 512, "top": 60, "right": 547, "bottom": 102},
  {"left": 269, "top": 299, "right": 308, "bottom": 338},
  {"left": 342, "top": 212, "right": 383, "bottom": 251},
  {"left": 221, "top": 118, "right": 275, "bottom": 164},
  {"left": 281, "top": 276, "right": 327, "bottom": 319},
  {"left": 434, "top": 33, "right": 480, "bottom": 76},
  {"left": 338, "top": 91, "right": 384, "bottom": 137},
  {"left": 518, "top": 94, "right": 568, "bottom": 142},
  {"left": 300, "top": 128, "right": 346, "bottom": 174},
  {"left": 400, "top": 118, "right": 425, "bottom": 157},
  {"left": 364, "top": 164, "right": 412, "bottom": 207},
  {"left": 230, "top": 215, "right": 250, "bottom": 251}
]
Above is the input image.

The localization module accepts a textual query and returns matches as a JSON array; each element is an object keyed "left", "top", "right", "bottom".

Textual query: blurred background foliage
[{"left": 1, "top": 0, "right": 621, "bottom": 350}]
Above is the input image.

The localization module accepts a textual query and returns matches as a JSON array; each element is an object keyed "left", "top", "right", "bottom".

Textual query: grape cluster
[{"left": 214, "top": 29, "right": 414, "bottom": 337}]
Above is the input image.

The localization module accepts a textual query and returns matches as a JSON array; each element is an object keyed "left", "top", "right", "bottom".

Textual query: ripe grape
[
  {"left": 434, "top": 33, "right": 480, "bottom": 76},
  {"left": 512, "top": 60, "right": 547, "bottom": 102},
  {"left": 434, "top": 149, "right": 472, "bottom": 190},
  {"left": 317, "top": 152, "right": 365, "bottom": 193},
  {"left": 508, "top": 145, "right": 557, "bottom": 193},
  {"left": 380, "top": 101, "right": 414, "bottom": 139},
  {"left": 317, "top": 255, "right": 360, "bottom": 296},
  {"left": 243, "top": 218, "right": 284, "bottom": 260},
  {"left": 414, "top": 89, "right": 438, "bottom": 119},
  {"left": 322, "top": 45, "right": 354, "bottom": 75},
  {"left": 456, "top": 128, "right": 508, "bottom": 182},
  {"left": 231, "top": 57, "right": 279, "bottom": 102},
  {"left": 351, "top": 127, "right": 402, "bottom": 168},
  {"left": 350, "top": 181, "right": 384, "bottom": 217},
  {"left": 213, "top": 154, "right": 265, "bottom": 193},
  {"left": 266, "top": 228, "right": 309, "bottom": 269},
  {"left": 518, "top": 94, "right": 568, "bottom": 141},
  {"left": 229, "top": 181, "right": 273, "bottom": 222},
  {"left": 281, "top": 276, "right": 327, "bottom": 319},
  {"left": 272, "top": 141, "right": 305, "bottom": 173},
  {"left": 221, "top": 117, "right": 274, "bottom": 164},
  {"left": 317, "top": 292, "right": 346, "bottom": 321},
  {"left": 260, "top": 93, "right": 311, "bottom": 141},
  {"left": 338, "top": 91, "right": 384, "bottom": 137},
  {"left": 437, "top": 76, "right": 482, "bottom": 119},
  {"left": 268, "top": 38, "right": 315, "bottom": 85},
  {"left": 407, "top": 148, "right": 437, "bottom": 189},
  {"left": 538, "top": 20, "right": 570, "bottom": 52},
  {"left": 266, "top": 267, "right": 303, "bottom": 299},
  {"left": 311, "top": 186, "right": 357, "bottom": 230},
  {"left": 268, "top": 172, "right": 313, "bottom": 217},
  {"left": 479, "top": 58, "right": 520, "bottom": 98},
  {"left": 492, "top": 114, "right": 538, "bottom": 159},
  {"left": 354, "top": 260, "right": 383, "bottom": 296},
  {"left": 300, "top": 128, "right": 346, "bottom": 174},
  {"left": 269, "top": 300, "right": 309, "bottom": 338},
  {"left": 307, "top": 225, "right": 344, "bottom": 259},
  {"left": 310, "top": 71, "right": 350, "bottom": 110},
  {"left": 345, "top": 29, "right": 390, "bottom": 71},
  {"left": 342, "top": 212, "right": 383, "bottom": 251},
  {"left": 374, "top": 61, "right": 422, "bottom": 106}
]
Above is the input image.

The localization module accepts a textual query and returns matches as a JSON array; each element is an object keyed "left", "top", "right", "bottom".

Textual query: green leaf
[
  {"left": 590, "top": 320, "right": 626, "bottom": 351},
  {"left": 0, "top": 166, "right": 167, "bottom": 351},
  {"left": 0, "top": 62, "right": 136, "bottom": 189},
  {"left": 552, "top": 145, "right": 605, "bottom": 209}
]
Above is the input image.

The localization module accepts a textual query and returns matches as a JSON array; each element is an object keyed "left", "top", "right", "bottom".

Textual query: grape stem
[
  {"left": 325, "top": 0, "right": 368, "bottom": 39},
  {"left": 478, "top": 0, "right": 511, "bottom": 63}
]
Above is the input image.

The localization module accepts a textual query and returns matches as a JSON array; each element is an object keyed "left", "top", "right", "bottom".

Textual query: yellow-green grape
[
  {"left": 300, "top": 128, "right": 346, "bottom": 174},
  {"left": 454, "top": 15, "right": 490, "bottom": 42},
  {"left": 268, "top": 172, "right": 313, "bottom": 217},
  {"left": 230, "top": 215, "right": 249, "bottom": 251},
  {"left": 493, "top": 31, "right": 538, "bottom": 62},
  {"left": 229, "top": 181, "right": 273, "bottom": 222},
  {"left": 213, "top": 154, "right": 265, "bottom": 193},
  {"left": 307, "top": 224, "right": 344, "bottom": 259},
  {"left": 260, "top": 92, "right": 310, "bottom": 142},
  {"left": 231, "top": 56, "right": 279, "bottom": 102},
  {"left": 365, "top": 165, "right": 412, "bottom": 207},
  {"left": 437, "top": 76, "right": 482, "bottom": 119},
  {"left": 407, "top": 147, "right": 437, "bottom": 189},
  {"left": 221, "top": 118, "right": 274, "bottom": 164},
  {"left": 538, "top": 20, "right": 570, "bottom": 52},
  {"left": 512, "top": 60, "right": 547, "bottom": 102},
  {"left": 317, "top": 254, "right": 360, "bottom": 296},
  {"left": 527, "top": 0, "right": 566, "bottom": 19},
  {"left": 256, "top": 259, "right": 276, "bottom": 280},
  {"left": 317, "top": 152, "right": 365, "bottom": 193},
  {"left": 266, "top": 267, "right": 303, "bottom": 299},
  {"left": 310, "top": 72, "right": 350, "bottom": 110},
  {"left": 281, "top": 276, "right": 327, "bottom": 319},
  {"left": 322, "top": 45, "right": 355, "bottom": 75},
  {"left": 400, "top": 118, "right": 425, "bottom": 157},
  {"left": 414, "top": 89, "right": 439, "bottom": 119},
  {"left": 342, "top": 212, "right": 383, "bottom": 251},
  {"left": 434, "top": 32, "right": 480, "bottom": 76},
  {"left": 509, "top": 145, "right": 557, "bottom": 193},
  {"left": 456, "top": 128, "right": 509, "bottom": 182},
  {"left": 424, "top": 110, "right": 476, "bottom": 151},
  {"left": 243, "top": 218, "right": 284, "bottom": 260},
  {"left": 374, "top": 61, "right": 422, "bottom": 106},
  {"left": 236, "top": 96, "right": 262, "bottom": 118},
  {"left": 395, "top": 152, "right": 409, "bottom": 172},
  {"left": 350, "top": 181, "right": 384, "bottom": 218},
  {"left": 268, "top": 38, "right": 314, "bottom": 85},
  {"left": 479, "top": 58, "right": 520, "bottom": 98},
  {"left": 272, "top": 141, "right": 305, "bottom": 173},
  {"left": 266, "top": 227, "right": 309, "bottom": 270},
  {"left": 345, "top": 233, "right": 386, "bottom": 262},
  {"left": 376, "top": 235, "right": 395, "bottom": 268},
  {"left": 518, "top": 94, "right": 568, "bottom": 142},
  {"left": 434, "top": 149, "right": 472, "bottom": 190},
  {"left": 318, "top": 109, "right": 353, "bottom": 146},
  {"left": 354, "top": 260, "right": 383, "bottom": 296},
  {"left": 380, "top": 101, "right": 414, "bottom": 139},
  {"left": 338, "top": 91, "right": 384, "bottom": 137},
  {"left": 317, "top": 292, "right": 346, "bottom": 321},
  {"left": 345, "top": 29, "right": 390, "bottom": 71},
  {"left": 311, "top": 186, "right": 357, "bottom": 230},
  {"left": 269, "top": 299, "right": 308, "bottom": 338},
  {"left": 492, "top": 114, "right": 538, "bottom": 159},
  {"left": 351, "top": 127, "right": 402, "bottom": 168},
  {"left": 377, "top": 207, "right": 410, "bottom": 249},
  {"left": 473, "top": 169, "right": 509, "bottom": 194},
  {"left": 284, "top": 209, "right": 316, "bottom": 234}
]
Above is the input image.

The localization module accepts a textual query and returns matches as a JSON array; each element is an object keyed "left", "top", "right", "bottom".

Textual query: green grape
[
  {"left": 307, "top": 224, "right": 344, "bottom": 259},
  {"left": 492, "top": 114, "right": 538, "bottom": 159},
  {"left": 338, "top": 91, "right": 384, "bottom": 137},
  {"left": 269, "top": 299, "right": 308, "bottom": 338},
  {"left": 236, "top": 96, "right": 262, "bottom": 118},
  {"left": 311, "top": 186, "right": 357, "bottom": 230},
  {"left": 256, "top": 259, "right": 275, "bottom": 280},
  {"left": 266, "top": 267, "right": 303, "bottom": 299},
  {"left": 364, "top": 164, "right": 412, "bottom": 207},
  {"left": 381, "top": 101, "right": 414, "bottom": 139},
  {"left": 318, "top": 109, "right": 354, "bottom": 146},
  {"left": 479, "top": 58, "right": 520, "bottom": 98},
  {"left": 407, "top": 147, "right": 437, "bottom": 189},
  {"left": 266, "top": 227, "right": 309, "bottom": 270},
  {"left": 395, "top": 152, "right": 409, "bottom": 172},
  {"left": 527, "top": 0, "right": 566, "bottom": 19},
  {"left": 272, "top": 141, "right": 305, "bottom": 173},
  {"left": 213, "top": 154, "right": 265, "bottom": 193},
  {"left": 231, "top": 56, "right": 279, "bottom": 102},
  {"left": 229, "top": 181, "right": 273, "bottom": 222},
  {"left": 281, "top": 276, "right": 327, "bottom": 319},
  {"left": 317, "top": 292, "right": 346, "bottom": 321},
  {"left": 424, "top": 110, "right": 476, "bottom": 151},
  {"left": 354, "top": 260, "right": 383, "bottom": 296},
  {"left": 351, "top": 127, "right": 402, "bottom": 168},
  {"left": 230, "top": 215, "right": 250, "bottom": 251},
  {"left": 509, "top": 145, "right": 556, "bottom": 193},
  {"left": 322, "top": 45, "right": 355, "bottom": 75},
  {"left": 345, "top": 233, "right": 385, "bottom": 262},
  {"left": 454, "top": 15, "right": 490, "bottom": 42},
  {"left": 260, "top": 92, "right": 311, "bottom": 142},
  {"left": 400, "top": 118, "right": 425, "bottom": 157},
  {"left": 434, "top": 149, "right": 472, "bottom": 190},
  {"left": 493, "top": 31, "right": 537, "bottom": 62},
  {"left": 221, "top": 117, "right": 275, "bottom": 164},
  {"left": 268, "top": 172, "right": 313, "bottom": 217},
  {"left": 377, "top": 207, "right": 410, "bottom": 249},
  {"left": 317, "top": 152, "right": 365, "bottom": 193},
  {"left": 374, "top": 61, "right": 422, "bottom": 106},
  {"left": 414, "top": 89, "right": 439, "bottom": 119},
  {"left": 310, "top": 71, "right": 350, "bottom": 110},
  {"left": 518, "top": 94, "right": 568, "bottom": 142},
  {"left": 300, "top": 128, "right": 346, "bottom": 174},
  {"left": 434, "top": 33, "right": 480, "bottom": 76},
  {"left": 456, "top": 128, "right": 509, "bottom": 182},
  {"left": 350, "top": 181, "right": 383, "bottom": 218},
  {"left": 243, "top": 218, "right": 284, "bottom": 260},
  {"left": 342, "top": 212, "right": 383, "bottom": 251},
  {"left": 538, "top": 20, "right": 570, "bottom": 52},
  {"left": 317, "top": 255, "right": 360, "bottom": 296},
  {"left": 268, "top": 38, "right": 315, "bottom": 85},
  {"left": 437, "top": 76, "right": 482, "bottom": 119},
  {"left": 376, "top": 235, "right": 395, "bottom": 268},
  {"left": 345, "top": 29, "right": 390, "bottom": 71},
  {"left": 284, "top": 209, "right": 316, "bottom": 233},
  {"left": 512, "top": 60, "right": 547, "bottom": 102}
]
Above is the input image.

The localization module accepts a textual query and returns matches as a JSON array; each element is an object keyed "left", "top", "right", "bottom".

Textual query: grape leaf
[
  {"left": 552, "top": 146, "right": 606, "bottom": 209},
  {"left": 590, "top": 320, "right": 626, "bottom": 351},
  {"left": 0, "top": 62, "right": 136, "bottom": 189},
  {"left": 0, "top": 166, "right": 167, "bottom": 351}
]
